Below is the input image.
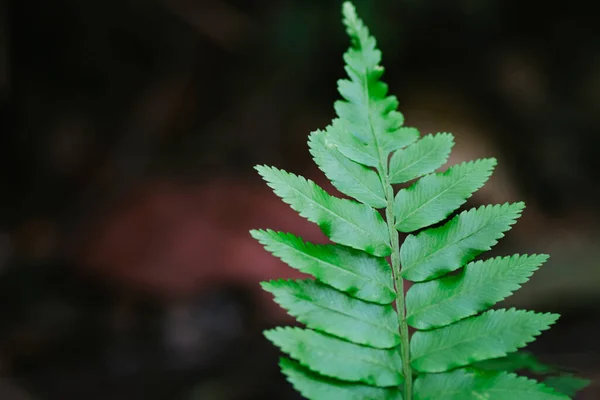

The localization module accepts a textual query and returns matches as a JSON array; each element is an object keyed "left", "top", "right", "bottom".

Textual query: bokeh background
[{"left": 0, "top": 0, "right": 599, "bottom": 398}]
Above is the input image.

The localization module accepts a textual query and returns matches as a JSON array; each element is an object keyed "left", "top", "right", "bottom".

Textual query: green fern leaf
[
  {"left": 262, "top": 279, "right": 400, "bottom": 349},
  {"left": 389, "top": 133, "right": 454, "bottom": 184},
  {"left": 251, "top": 2, "right": 586, "bottom": 399},
  {"left": 280, "top": 358, "right": 404, "bottom": 400},
  {"left": 406, "top": 254, "right": 549, "bottom": 329},
  {"left": 413, "top": 369, "right": 570, "bottom": 400},
  {"left": 265, "top": 327, "right": 403, "bottom": 386},
  {"left": 250, "top": 230, "right": 395, "bottom": 304},
  {"left": 309, "top": 129, "right": 386, "bottom": 208},
  {"left": 410, "top": 308, "right": 559, "bottom": 373},
  {"left": 255, "top": 165, "right": 391, "bottom": 256},
  {"left": 394, "top": 158, "right": 497, "bottom": 232},
  {"left": 400, "top": 202, "right": 525, "bottom": 282}
]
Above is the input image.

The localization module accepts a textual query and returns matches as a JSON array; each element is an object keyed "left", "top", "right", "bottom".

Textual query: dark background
[{"left": 0, "top": 0, "right": 598, "bottom": 398}]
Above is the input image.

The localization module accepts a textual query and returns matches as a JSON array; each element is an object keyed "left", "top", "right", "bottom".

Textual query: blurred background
[{"left": 0, "top": 0, "right": 598, "bottom": 398}]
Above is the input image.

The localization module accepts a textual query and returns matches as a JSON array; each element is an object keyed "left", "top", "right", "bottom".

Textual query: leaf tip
[{"left": 342, "top": 1, "right": 357, "bottom": 22}]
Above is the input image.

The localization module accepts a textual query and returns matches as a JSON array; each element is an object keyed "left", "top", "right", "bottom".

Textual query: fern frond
[{"left": 251, "top": 2, "right": 588, "bottom": 399}]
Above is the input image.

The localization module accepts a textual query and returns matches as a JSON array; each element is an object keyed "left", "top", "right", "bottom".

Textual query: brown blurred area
[{"left": 0, "top": 0, "right": 598, "bottom": 398}]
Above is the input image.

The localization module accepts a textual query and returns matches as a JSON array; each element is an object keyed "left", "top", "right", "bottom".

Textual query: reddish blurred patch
[{"left": 76, "top": 172, "right": 335, "bottom": 319}]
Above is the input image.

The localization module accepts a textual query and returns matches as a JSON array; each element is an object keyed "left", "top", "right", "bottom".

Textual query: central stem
[
  {"left": 363, "top": 70, "right": 412, "bottom": 397},
  {"left": 381, "top": 169, "right": 412, "bottom": 399}
]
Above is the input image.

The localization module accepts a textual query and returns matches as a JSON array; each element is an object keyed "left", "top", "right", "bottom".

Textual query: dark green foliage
[{"left": 250, "top": 2, "right": 589, "bottom": 398}]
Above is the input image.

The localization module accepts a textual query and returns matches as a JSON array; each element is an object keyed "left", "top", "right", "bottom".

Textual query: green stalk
[
  {"left": 382, "top": 173, "right": 412, "bottom": 399},
  {"left": 365, "top": 64, "right": 412, "bottom": 397}
]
